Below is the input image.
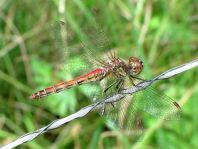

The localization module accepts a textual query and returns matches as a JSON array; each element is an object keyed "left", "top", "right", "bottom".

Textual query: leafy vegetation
[{"left": 0, "top": 0, "right": 197, "bottom": 148}]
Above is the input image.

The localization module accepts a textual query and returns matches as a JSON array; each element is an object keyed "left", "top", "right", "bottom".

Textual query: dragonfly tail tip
[{"left": 29, "top": 94, "right": 36, "bottom": 100}]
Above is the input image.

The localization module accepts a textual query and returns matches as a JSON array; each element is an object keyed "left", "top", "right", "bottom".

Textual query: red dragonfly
[
  {"left": 30, "top": 52, "right": 143, "bottom": 100},
  {"left": 30, "top": 21, "right": 180, "bottom": 135}
]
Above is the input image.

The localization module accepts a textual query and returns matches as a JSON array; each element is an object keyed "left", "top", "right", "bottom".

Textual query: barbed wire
[{"left": 1, "top": 59, "right": 197, "bottom": 149}]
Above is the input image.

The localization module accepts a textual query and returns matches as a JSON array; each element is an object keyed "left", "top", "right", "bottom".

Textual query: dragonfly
[
  {"left": 30, "top": 53, "right": 144, "bottom": 100},
  {"left": 30, "top": 21, "right": 180, "bottom": 137}
]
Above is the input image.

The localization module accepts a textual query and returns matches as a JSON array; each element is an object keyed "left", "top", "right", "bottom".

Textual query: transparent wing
[
  {"left": 43, "top": 3, "right": 114, "bottom": 81},
  {"left": 48, "top": 20, "right": 113, "bottom": 77},
  {"left": 98, "top": 79, "right": 181, "bottom": 139},
  {"left": 96, "top": 79, "right": 145, "bottom": 141},
  {"left": 136, "top": 85, "right": 181, "bottom": 120},
  {"left": 100, "top": 95, "right": 144, "bottom": 142}
]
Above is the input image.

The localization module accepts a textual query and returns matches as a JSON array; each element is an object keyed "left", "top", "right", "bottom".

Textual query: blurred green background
[{"left": 0, "top": 0, "right": 197, "bottom": 148}]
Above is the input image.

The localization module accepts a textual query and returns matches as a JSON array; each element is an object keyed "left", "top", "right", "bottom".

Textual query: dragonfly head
[{"left": 128, "top": 57, "right": 143, "bottom": 75}]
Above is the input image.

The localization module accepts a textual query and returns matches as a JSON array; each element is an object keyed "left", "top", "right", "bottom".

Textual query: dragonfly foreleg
[
  {"left": 103, "top": 78, "right": 124, "bottom": 94},
  {"left": 129, "top": 76, "right": 136, "bottom": 86},
  {"left": 103, "top": 80, "right": 119, "bottom": 94},
  {"left": 130, "top": 75, "right": 145, "bottom": 82}
]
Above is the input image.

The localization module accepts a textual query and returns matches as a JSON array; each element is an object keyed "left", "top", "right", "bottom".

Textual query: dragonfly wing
[
  {"left": 100, "top": 95, "right": 144, "bottom": 141},
  {"left": 97, "top": 78, "right": 181, "bottom": 139},
  {"left": 135, "top": 86, "right": 181, "bottom": 120},
  {"left": 95, "top": 78, "right": 145, "bottom": 140},
  {"left": 52, "top": 20, "right": 113, "bottom": 76}
]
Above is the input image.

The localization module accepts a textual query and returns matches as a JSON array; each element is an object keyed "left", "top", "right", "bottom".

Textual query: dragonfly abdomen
[{"left": 30, "top": 68, "right": 106, "bottom": 100}]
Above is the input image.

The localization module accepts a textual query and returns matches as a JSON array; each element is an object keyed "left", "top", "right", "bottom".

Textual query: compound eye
[
  {"left": 140, "top": 60, "right": 144, "bottom": 67},
  {"left": 128, "top": 57, "right": 143, "bottom": 75}
]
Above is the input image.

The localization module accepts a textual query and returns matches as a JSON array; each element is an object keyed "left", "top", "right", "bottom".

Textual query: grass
[{"left": 0, "top": 0, "right": 197, "bottom": 148}]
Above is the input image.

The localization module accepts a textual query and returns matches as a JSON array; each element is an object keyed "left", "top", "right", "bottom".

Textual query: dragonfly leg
[
  {"left": 115, "top": 78, "right": 124, "bottom": 93},
  {"left": 103, "top": 78, "right": 123, "bottom": 110},
  {"left": 129, "top": 76, "right": 136, "bottom": 86},
  {"left": 110, "top": 102, "right": 116, "bottom": 108},
  {"left": 130, "top": 75, "right": 145, "bottom": 81},
  {"left": 103, "top": 78, "right": 124, "bottom": 94},
  {"left": 102, "top": 76, "right": 124, "bottom": 112},
  {"left": 103, "top": 80, "right": 119, "bottom": 94}
]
